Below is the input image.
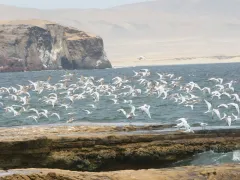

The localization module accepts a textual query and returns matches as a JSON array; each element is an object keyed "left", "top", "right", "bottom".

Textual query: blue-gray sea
[{"left": 0, "top": 63, "right": 239, "bottom": 166}]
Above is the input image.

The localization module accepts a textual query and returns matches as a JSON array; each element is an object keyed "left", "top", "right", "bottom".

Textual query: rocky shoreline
[
  {"left": 0, "top": 164, "right": 239, "bottom": 180},
  {"left": 0, "top": 124, "right": 239, "bottom": 171}
]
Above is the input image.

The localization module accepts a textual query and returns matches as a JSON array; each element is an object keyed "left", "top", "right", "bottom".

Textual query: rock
[
  {"left": 0, "top": 164, "right": 240, "bottom": 180},
  {"left": 0, "top": 125, "right": 239, "bottom": 171},
  {"left": 0, "top": 20, "right": 112, "bottom": 72}
]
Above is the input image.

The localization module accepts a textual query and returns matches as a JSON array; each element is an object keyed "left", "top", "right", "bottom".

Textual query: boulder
[{"left": 0, "top": 20, "right": 112, "bottom": 72}]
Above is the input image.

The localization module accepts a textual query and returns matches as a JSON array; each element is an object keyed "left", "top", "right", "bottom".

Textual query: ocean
[{"left": 0, "top": 62, "right": 239, "bottom": 166}]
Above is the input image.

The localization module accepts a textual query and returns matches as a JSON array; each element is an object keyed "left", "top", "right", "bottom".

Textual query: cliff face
[{"left": 0, "top": 20, "right": 112, "bottom": 72}]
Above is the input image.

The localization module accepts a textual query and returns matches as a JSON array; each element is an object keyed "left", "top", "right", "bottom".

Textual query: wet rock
[
  {"left": 0, "top": 125, "right": 239, "bottom": 171},
  {"left": 0, "top": 164, "right": 239, "bottom": 180},
  {"left": 0, "top": 20, "right": 112, "bottom": 72}
]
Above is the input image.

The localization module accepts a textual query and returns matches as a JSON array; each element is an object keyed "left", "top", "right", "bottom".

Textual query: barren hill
[{"left": 0, "top": 0, "right": 240, "bottom": 66}]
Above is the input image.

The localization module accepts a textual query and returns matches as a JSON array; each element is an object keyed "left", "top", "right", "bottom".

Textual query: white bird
[
  {"left": 88, "top": 104, "right": 96, "bottom": 108},
  {"left": 231, "top": 94, "right": 240, "bottom": 102},
  {"left": 29, "top": 108, "right": 40, "bottom": 117},
  {"left": 221, "top": 92, "right": 231, "bottom": 99},
  {"left": 138, "top": 104, "right": 151, "bottom": 119},
  {"left": 225, "top": 116, "right": 232, "bottom": 126},
  {"left": 51, "top": 113, "right": 61, "bottom": 120},
  {"left": 83, "top": 109, "right": 92, "bottom": 115},
  {"left": 215, "top": 84, "right": 224, "bottom": 91},
  {"left": 204, "top": 99, "right": 212, "bottom": 114},
  {"left": 27, "top": 115, "right": 38, "bottom": 123},
  {"left": 60, "top": 104, "right": 71, "bottom": 110},
  {"left": 228, "top": 103, "right": 240, "bottom": 115},
  {"left": 201, "top": 87, "right": 211, "bottom": 94},
  {"left": 217, "top": 104, "right": 228, "bottom": 109},
  {"left": 19, "top": 96, "right": 29, "bottom": 106},
  {"left": 66, "top": 117, "right": 75, "bottom": 123},
  {"left": 185, "top": 104, "right": 194, "bottom": 110},
  {"left": 123, "top": 100, "right": 133, "bottom": 104},
  {"left": 92, "top": 92, "right": 100, "bottom": 102},
  {"left": 199, "top": 122, "right": 208, "bottom": 130},
  {"left": 129, "top": 104, "right": 136, "bottom": 116},
  {"left": 232, "top": 113, "right": 240, "bottom": 122},
  {"left": 110, "top": 99, "right": 118, "bottom": 104},
  {"left": 232, "top": 150, "right": 240, "bottom": 162},
  {"left": 133, "top": 70, "right": 140, "bottom": 77},
  {"left": 117, "top": 109, "right": 133, "bottom": 119},
  {"left": 212, "top": 109, "right": 224, "bottom": 120},
  {"left": 176, "top": 118, "right": 188, "bottom": 124}
]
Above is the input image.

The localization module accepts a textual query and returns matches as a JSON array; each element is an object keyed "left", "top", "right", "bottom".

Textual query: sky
[{"left": 0, "top": 0, "right": 150, "bottom": 9}]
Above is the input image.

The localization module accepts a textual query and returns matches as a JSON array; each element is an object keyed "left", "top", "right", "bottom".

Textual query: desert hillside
[{"left": 0, "top": 0, "right": 240, "bottom": 66}]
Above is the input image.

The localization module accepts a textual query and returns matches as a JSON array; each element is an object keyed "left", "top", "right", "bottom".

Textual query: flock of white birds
[{"left": 0, "top": 68, "right": 239, "bottom": 132}]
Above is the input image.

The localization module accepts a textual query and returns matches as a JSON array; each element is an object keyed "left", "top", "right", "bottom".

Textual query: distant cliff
[{"left": 0, "top": 20, "right": 112, "bottom": 72}]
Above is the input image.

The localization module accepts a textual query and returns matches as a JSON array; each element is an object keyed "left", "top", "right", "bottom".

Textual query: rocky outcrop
[
  {"left": 0, "top": 20, "right": 112, "bottom": 72},
  {"left": 0, "top": 124, "right": 239, "bottom": 171},
  {"left": 0, "top": 164, "right": 240, "bottom": 180}
]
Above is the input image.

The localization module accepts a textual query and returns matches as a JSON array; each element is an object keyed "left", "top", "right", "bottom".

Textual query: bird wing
[
  {"left": 213, "top": 109, "right": 222, "bottom": 120},
  {"left": 204, "top": 99, "right": 212, "bottom": 111},
  {"left": 130, "top": 105, "right": 136, "bottom": 115},
  {"left": 228, "top": 103, "right": 240, "bottom": 114},
  {"left": 143, "top": 106, "right": 151, "bottom": 119},
  {"left": 52, "top": 113, "right": 60, "bottom": 120},
  {"left": 118, "top": 109, "right": 127, "bottom": 116}
]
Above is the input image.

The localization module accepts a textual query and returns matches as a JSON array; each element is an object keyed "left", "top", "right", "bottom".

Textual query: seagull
[
  {"left": 199, "top": 122, "right": 208, "bottom": 130},
  {"left": 123, "top": 100, "right": 133, "bottom": 104},
  {"left": 29, "top": 108, "right": 40, "bottom": 117},
  {"left": 88, "top": 104, "right": 96, "bottom": 108},
  {"left": 225, "top": 116, "right": 232, "bottom": 126},
  {"left": 110, "top": 99, "right": 118, "bottom": 104},
  {"left": 66, "top": 117, "right": 75, "bottom": 123},
  {"left": 129, "top": 104, "right": 136, "bottom": 116},
  {"left": 176, "top": 118, "right": 188, "bottom": 124},
  {"left": 231, "top": 94, "right": 240, "bottom": 102},
  {"left": 117, "top": 109, "right": 133, "bottom": 119},
  {"left": 218, "top": 104, "right": 228, "bottom": 109},
  {"left": 138, "top": 104, "right": 151, "bottom": 119},
  {"left": 27, "top": 115, "right": 38, "bottom": 123},
  {"left": 185, "top": 104, "right": 194, "bottom": 110},
  {"left": 60, "top": 104, "right": 72, "bottom": 110},
  {"left": 228, "top": 103, "right": 240, "bottom": 115},
  {"left": 204, "top": 99, "right": 212, "bottom": 114},
  {"left": 83, "top": 110, "right": 92, "bottom": 115},
  {"left": 232, "top": 113, "right": 240, "bottom": 122},
  {"left": 51, "top": 113, "right": 61, "bottom": 120},
  {"left": 201, "top": 87, "right": 211, "bottom": 94},
  {"left": 212, "top": 109, "right": 225, "bottom": 120}
]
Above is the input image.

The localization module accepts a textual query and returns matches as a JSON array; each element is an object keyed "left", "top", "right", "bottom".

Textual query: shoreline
[
  {"left": 1, "top": 164, "right": 240, "bottom": 179},
  {"left": 0, "top": 123, "right": 238, "bottom": 171},
  {"left": 111, "top": 55, "right": 240, "bottom": 68}
]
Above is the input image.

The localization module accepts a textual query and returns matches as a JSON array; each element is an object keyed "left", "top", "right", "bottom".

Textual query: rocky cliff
[{"left": 0, "top": 20, "right": 112, "bottom": 72}]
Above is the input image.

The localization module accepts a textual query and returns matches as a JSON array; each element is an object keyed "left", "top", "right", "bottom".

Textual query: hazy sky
[{"left": 0, "top": 0, "right": 149, "bottom": 9}]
